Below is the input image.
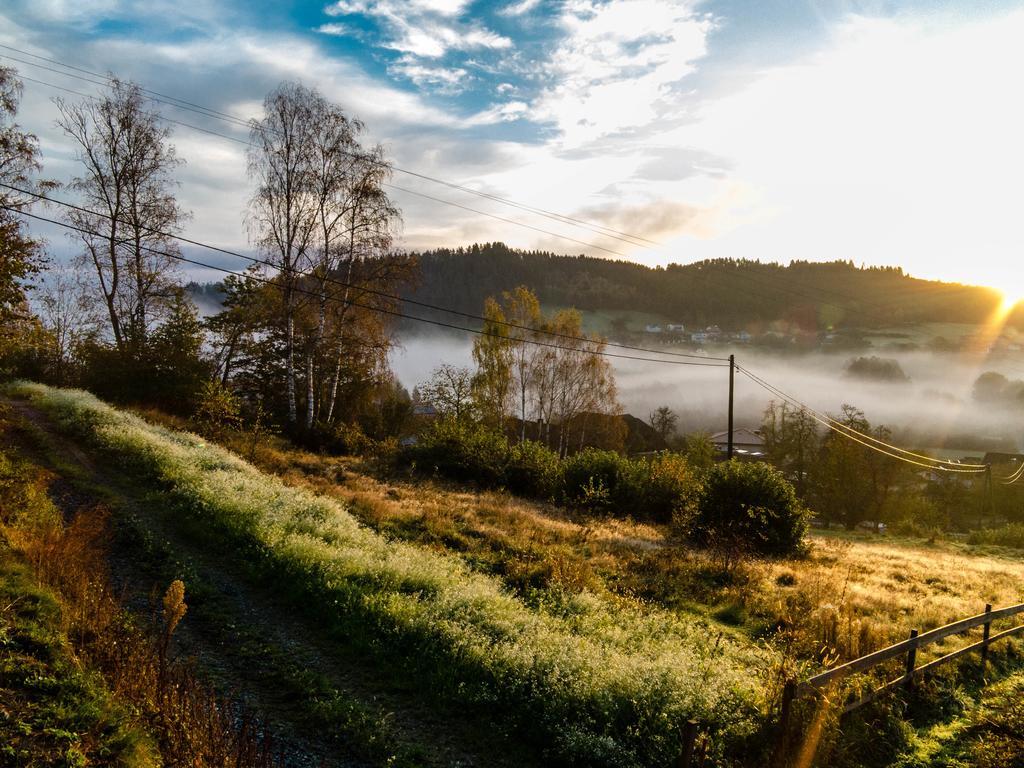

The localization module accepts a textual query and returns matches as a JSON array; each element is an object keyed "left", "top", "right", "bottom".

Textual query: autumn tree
[
  {"left": 56, "top": 79, "right": 187, "bottom": 354},
  {"left": 0, "top": 66, "right": 53, "bottom": 360},
  {"left": 470, "top": 285, "right": 620, "bottom": 454},
  {"left": 762, "top": 400, "right": 819, "bottom": 497}
]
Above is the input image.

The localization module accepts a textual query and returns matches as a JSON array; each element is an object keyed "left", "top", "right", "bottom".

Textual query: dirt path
[{"left": 3, "top": 398, "right": 545, "bottom": 768}]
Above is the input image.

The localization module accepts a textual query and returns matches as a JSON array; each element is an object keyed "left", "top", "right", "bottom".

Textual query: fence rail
[{"left": 771, "top": 600, "right": 1024, "bottom": 766}]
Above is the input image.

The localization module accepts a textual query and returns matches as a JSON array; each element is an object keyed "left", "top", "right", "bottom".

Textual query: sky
[{"left": 3, "top": 0, "right": 1024, "bottom": 295}]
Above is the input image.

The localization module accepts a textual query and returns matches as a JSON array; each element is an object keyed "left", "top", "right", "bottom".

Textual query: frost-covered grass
[{"left": 8, "top": 382, "right": 774, "bottom": 766}]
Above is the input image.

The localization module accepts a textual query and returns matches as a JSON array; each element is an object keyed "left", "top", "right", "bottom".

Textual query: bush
[
  {"left": 561, "top": 448, "right": 633, "bottom": 509},
  {"left": 405, "top": 417, "right": 509, "bottom": 486},
  {"left": 968, "top": 523, "right": 1024, "bottom": 549},
  {"left": 505, "top": 439, "right": 561, "bottom": 498},
  {"left": 684, "top": 460, "right": 808, "bottom": 567},
  {"left": 642, "top": 452, "right": 699, "bottom": 522}
]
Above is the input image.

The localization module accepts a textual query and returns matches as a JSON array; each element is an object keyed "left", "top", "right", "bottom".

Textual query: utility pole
[
  {"left": 985, "top": 463, "right": 993, "bottom": 528},
  {"left": 727, "top": 354, "right": 735, "bottom": 460}
]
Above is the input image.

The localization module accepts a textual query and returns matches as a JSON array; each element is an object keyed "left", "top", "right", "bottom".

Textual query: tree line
[{"left": 402, "top": 243, "right": 1011, "bottom": 332}]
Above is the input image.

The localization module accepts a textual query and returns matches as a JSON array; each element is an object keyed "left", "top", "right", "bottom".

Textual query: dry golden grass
[
  {"left": 755, "top": 533, "right": 1024, "bottom": 663},
  {"left": 130, "top": 409, "right": 1024, "bottom": 668}
]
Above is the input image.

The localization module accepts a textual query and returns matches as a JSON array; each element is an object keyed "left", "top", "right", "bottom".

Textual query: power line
[
  {"left": 12, "top": 66, "right": 986, "bottom": 331},
  {"left": 0, "top": 45, "right": 657, "bottom": 249},
  {"left": 9, "top": 71, "right": 641, "bottom": 260},
  {"left": 4, "top": 205, "right": 730, "bottom": 368},
  {"left": 9, "top": 46, "right": 1006, "bottom": 331},
  {"left": 736, "top": 363, "right": 989, "bottom": 473},
  {"left": 0, "top": 182, "right": 729, "bottom": 362},
  {"left": 998, "top": 460, "right": 1024, "bottom": 486}
]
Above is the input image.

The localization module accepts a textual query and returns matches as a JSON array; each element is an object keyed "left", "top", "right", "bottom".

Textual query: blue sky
[{"left": 4, "top": 0, "right": 1024, "bottom": 294}]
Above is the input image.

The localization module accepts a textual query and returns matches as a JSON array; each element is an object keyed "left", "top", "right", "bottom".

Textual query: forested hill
[{"left": 403, "top": 243, "right": 1010, "bottom": 331}]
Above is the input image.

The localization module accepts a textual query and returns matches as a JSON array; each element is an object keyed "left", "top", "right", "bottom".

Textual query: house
[
  {"left": 709, "top": 427, "right": 766, "bottom": 458},
  {"left": 666, "top": 323, "right": 686, "bottom": 333},
  {"left": 691, "top": 331, "right": 708, "bottom": 344},
  {"left": 733, "top": 330, "right": 751, "bottom": 343},
  {"left": 644, "top": 324, "right": 663, "bottom": 333},
  {"left": 412, "top": 403, "right": 438, "bottom": 417}
]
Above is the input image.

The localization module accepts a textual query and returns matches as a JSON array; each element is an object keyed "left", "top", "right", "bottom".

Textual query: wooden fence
[{"left": 769, "top": 600, "right": 1024, "bottom": 766}]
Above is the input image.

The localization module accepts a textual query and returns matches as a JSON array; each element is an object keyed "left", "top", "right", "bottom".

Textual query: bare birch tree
[
  {"left": 56, "top": 80, "right": 186, "bottom": 353},
  {"left": 247, "top": 82, "right": 319, "bottom": 427}
]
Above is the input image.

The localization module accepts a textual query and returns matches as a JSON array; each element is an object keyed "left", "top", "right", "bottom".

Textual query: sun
[{"left": 998, "top": 290, "right": 1024, "bottom": 315}]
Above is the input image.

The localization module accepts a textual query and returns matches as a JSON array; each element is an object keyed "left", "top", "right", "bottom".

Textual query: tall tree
[
  {"left": 247, "top": 82, "right": 319, "bottom": 427},
  {"left": 471, "top": 297, "right": 513, "bottom": 425},
  {"left": 247, "top": 82, "right": 404, "bottom": 430},
  {"left": 0, "top": 66, "right": 52, "bottom": 347},
  {"left": 56, "top": 80, "right": 187, "bottom": 353}
]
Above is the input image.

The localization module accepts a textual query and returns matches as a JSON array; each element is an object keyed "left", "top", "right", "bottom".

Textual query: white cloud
[
  {"left": 465, "top": 100, "right": 529, "bottom": 125},
  {"left": 391, "top": 59, "right": 469, "bottom": 94},
  {"left": 667, "top": 11, "right": 1024, "bottom": 290},
  {"left": 499, "top": 0, "right": 541, "bottom": 17},
  {"left": 533, "top": 0, "right": 711, "bottom": 149},
  {"left": 323, "top": 0, "right": 510, "bottom": 59}
]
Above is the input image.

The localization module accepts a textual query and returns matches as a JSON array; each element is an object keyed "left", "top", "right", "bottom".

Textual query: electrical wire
[
  {"left": 0, "top": 45, "right": 658, "bottom": 248},
  {"left": 736, "top": 363, "right": 989, "bottom": 473},
  {"left": 7, "top": 47, "right": 1006, "bottom": 332},
  {"left": 12, "top": 66, "right": 987, "bottom": 331},
  {"left": 998, "top": 460, "right": 1024, "bottom": 485},
  {"left": 0, "top": 182, "right": 729, "bottom": 362},
  {"left": 3, "top": 205, "right": 731, "bottom": 368}
]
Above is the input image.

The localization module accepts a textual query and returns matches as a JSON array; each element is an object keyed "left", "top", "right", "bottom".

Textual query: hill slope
[{"left": 402, "top": 243, "right": 1010, "bottom": 331}]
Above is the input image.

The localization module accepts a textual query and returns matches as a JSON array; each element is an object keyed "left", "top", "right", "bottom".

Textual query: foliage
[
  {"left": 968, "top": 523, "right": 1024, "bottom": 549},
  {"left": 404, "top": 243, "right": 1007, "bottom": 332},
  {"left": 10, "top": 382, "right": 772, "bottom": 767},
  {"left": 244, "top": 82, "right": 405, "bottom": 430},
  {"left": 193, "top": 380, "right": 242, "bottom": 439},
  {"left": 407, "top": 416, "right": 509, "bottom": 485},
  {"left": 470, "top": 285, "right": 620, "bottom": 454},
  {"left": 844, "top": 355, "right": 911, "bottom": 382},
  {"left": 505, "top": 438, "right": 562, "bottom": 498},
  {"left": 684, "top": 460, "right": 808, "bottom": 567},
  {"left": 418, "top": 363, "right": 476, "bottom": 420}
]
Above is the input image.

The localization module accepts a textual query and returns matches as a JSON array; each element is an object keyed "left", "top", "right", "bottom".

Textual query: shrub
[
  {"left": 404, "top": 417, "right": 510, "bottom": 486},
  {"left": 684, "top": 460, "right": 808, "bottom": 568},
  {"left": 642, "top": 452, "right": 699, "bottom": 523},
  {"left": 505, "top": 439, "right": 561, "bottom": 498},
  {"left": 561, "top": 448, "right": 632, "bottom": 509},
  {"left": 968, "top": 523, "right": 1024, "bottom": 549},
  {"left": 192, "top": 380, "right": 241, "bottom": 439}
]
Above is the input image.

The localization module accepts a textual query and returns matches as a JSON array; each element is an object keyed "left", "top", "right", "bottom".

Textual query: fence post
[
  {"left": 771, "top": 678, "right": 796, "bottom": 768},
  {"left": 904, "top": 629, "right": 919, "bottom": 691},
  {"left": 678, "top": 719, "right": 699, "bottom": 768},
  {"left": 981, "top": 603, "right": 993, "bottom": 673}
]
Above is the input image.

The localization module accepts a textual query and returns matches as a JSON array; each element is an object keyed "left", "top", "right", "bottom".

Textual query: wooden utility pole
[{"left": 727, "top": 354, "right": 735, "bottom": 460}]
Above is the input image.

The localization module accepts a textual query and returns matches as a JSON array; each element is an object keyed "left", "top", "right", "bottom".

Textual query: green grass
[
  {"left": 7, "top": 382, "right": 775, "bottom": 767},
  {"left": 0, "top": 550, "right": 157, "bottom": 768}
]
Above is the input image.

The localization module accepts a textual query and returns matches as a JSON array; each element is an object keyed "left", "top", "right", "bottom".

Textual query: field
[{"left": 2, "top": 383, "right": 1023, "bottom": 767}]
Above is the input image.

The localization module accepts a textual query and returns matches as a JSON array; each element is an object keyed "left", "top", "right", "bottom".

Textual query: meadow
[
  {"left": 7, "top": 382, "right": 774, "bottom": 767},
  {"left": 6, "top": 382, "right": 1024, "bottom": 767}
]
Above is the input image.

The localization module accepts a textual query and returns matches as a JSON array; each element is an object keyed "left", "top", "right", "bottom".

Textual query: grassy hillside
[
  {"left": 7, "top": 382, "right": 773, "bottom": 767},
  {"left": 5, "top": 384, "right": 1024, "bottom": 767}
]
